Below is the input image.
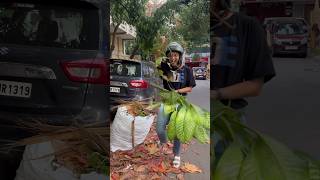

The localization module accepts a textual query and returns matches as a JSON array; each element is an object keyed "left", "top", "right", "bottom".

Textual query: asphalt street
[
  {"left": 246, "top": 54, "right": 320, "bottom": 159},
  {"left": 183, "top": 79, "right": 210, "bottom": 180}
]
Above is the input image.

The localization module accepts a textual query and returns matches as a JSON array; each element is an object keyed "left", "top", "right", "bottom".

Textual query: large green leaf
[
  {"left": 175, "top": 106, "right": 187, "bottom": 143},
  {"left": 183, "top": 105, "right": 197, "bottom": 142},
  {"left": 295, "top": 151, "right": 320, "bottom": 180},
  {"left": 238, "top": 135, "right": 309, "bottom": 180},
  {"left": 212, "top": 100, "right": 317, "bottom": 180},
  {"left": 213, "top": 142, "right": 244, "bottom": 180}
]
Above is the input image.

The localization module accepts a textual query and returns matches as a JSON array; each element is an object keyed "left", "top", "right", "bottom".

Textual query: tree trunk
[{"left": 111, "top": 23, "right": 121, "bottom": 56}]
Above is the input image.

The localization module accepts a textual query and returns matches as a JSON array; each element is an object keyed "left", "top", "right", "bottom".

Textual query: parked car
[
  {"left": 263, "top": 17, "right": 309, "bottom": 34},
  {"left": 192, "top": 67, "right": 207, "bottom": 80},
  {"left": 0, "top": 0, "right": 109, "bottom": 178},
  {"left": 266, "top": 17, "right": 308, "bottom": 58},
  {"left": 109, "top": 59, "right": 161, "bottom": 107}
]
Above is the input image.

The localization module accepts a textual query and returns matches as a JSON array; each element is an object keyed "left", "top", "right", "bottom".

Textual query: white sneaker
[{"left": 173, "top": 156, "right": 181, "bottom": 168}]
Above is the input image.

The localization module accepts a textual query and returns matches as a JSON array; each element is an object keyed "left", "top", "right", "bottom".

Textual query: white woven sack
[{"left": 110, "top": 106, "right": 155, "bottom": 152}]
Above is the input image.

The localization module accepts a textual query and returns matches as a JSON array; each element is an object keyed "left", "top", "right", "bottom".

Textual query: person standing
[{"left": 156, "top": 42, "right": 196, "bottom": 168}]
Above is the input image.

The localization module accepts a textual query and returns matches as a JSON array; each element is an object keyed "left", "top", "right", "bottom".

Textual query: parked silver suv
[{"left": 109, "top": 59, "right": 161, "bottom": 106}]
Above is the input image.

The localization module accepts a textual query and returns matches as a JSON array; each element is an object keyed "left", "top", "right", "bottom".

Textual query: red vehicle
[{"left": 267, "top": 18, "right": 308, "bottom": 58}]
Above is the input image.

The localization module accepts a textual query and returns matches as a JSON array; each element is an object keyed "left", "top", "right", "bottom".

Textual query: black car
[
  {"left": 192, "top": 67, "right": 207, "bottom": 80},
  {"left": 0, "top": 0, "right": 109, "bottom": 179},
  {"left": 109, "top": 59, "right": 161, "bottom": 106}
]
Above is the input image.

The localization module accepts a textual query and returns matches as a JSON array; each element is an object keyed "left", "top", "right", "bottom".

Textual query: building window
[{"left": 123, "top": 39, "right": 135, "bottom": 55}]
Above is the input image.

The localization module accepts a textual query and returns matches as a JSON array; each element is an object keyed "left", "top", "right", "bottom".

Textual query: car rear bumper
[
  {"left": 273, "top": 44, "right": 307, "bottom": 55},
  {"left": 195, "top": 75, "right": 206, "bottom": 79}
]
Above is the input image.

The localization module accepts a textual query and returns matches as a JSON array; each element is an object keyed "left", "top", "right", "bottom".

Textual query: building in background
[
  {"left": 110, "top": 17, "right": 137, "bottom": 59},
  {"left": 239, "top": 0, "right": 318, "bottom": 24}
]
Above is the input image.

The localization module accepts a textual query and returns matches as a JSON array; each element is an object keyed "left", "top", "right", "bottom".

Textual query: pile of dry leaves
[
  {"left": 3, "top": 120, "right": 110, "bottom": 176},
  {"left": 110, "top": 122, "right": 202, "bottom": 180}
]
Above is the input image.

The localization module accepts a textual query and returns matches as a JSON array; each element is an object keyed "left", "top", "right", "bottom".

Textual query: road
[
  {"left": 183, "top": 79, "right": 210, "bottom": 180},
  {"left": 246, "top": 55, "right": 320, "bottom": 159}
]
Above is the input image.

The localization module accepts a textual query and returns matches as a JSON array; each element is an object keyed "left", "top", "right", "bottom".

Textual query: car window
[
  {"left": 142, "top": 64, "right": 150, "bottom": 78},
  {"left": 148, "top": 65, "right": 155, "bottom": 77},
  {"left": 275, "top": 23, "right": 304, "bottom": 35},
  {"left": 0, "top": 2, "right": 99, "bottom": 49},
  {"left": 110, "top": 60, "right": 141, "bottom": 77},
  {"left": 196, "top": 68, "right": 204, "bottom": 73}
]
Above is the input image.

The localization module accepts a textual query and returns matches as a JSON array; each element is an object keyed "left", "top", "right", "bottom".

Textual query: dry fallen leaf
[
  {"left": 177, "top": 174, "right": 184, "bottom": 180},
  {"left": 181, "top": 163, "right": 202, "bottom": 173},
  {"left": 167, "top": 167, "right": 181, "bottom": 174},
  {"left": 111, "top": 172, "right": 120, "bottom": 180},
  {"left": 119, "top": 170, "right": 135, "bottom": 180},
  {"left": 146, "top": 143, "right": 159, "bottom": 155},
  {"left": 136, "top": 175, "right": 147, "bottom": 180},
  {"left": 135, "top": 165, "right": 147, "bottom": 172},
  {"left": 150, "top": 173, "right": 161, "bottom": 180},
  {"left": 151, "top": 162, "right": 167, "bottom": 173}
]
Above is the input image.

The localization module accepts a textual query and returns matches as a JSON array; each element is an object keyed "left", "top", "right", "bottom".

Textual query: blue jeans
[{"left": 156, "top": 104, "right": 181, "bottom": 156}]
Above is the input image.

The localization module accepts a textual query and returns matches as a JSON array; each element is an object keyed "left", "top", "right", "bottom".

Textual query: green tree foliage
[
  {"left": 110, "top": 0, "right": 147, "bottom": 54},
  {"left": 130, "top": 0, "right": 181, "bottom": 59},
  {"left": 176, "top": 0, "right": 209, "bottom": 49}
]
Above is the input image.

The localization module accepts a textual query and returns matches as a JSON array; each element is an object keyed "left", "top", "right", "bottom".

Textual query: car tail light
[
  {"left": 129, "top": 80, "right": 148, "bottom": 88},
  {"left": 61, "top": 59, "right": 108, "bottom": 84}
]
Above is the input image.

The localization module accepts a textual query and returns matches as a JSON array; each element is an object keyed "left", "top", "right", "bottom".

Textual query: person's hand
[
  {"left": 211, "top": 89, "right": 222, "bottom": 100},
  {"left": 211, "top": 90, "right": 218, "bottom": 100}
]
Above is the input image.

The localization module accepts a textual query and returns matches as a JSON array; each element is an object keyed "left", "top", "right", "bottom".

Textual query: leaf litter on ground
[{"left": 110, "top": 122, "right": 203, "bottom": 179}]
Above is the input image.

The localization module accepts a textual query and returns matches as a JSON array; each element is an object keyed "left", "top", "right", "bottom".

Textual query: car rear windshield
[
  {"left": 110, "top": 60, "right": 141, "bottom": 77},
  {"left": 0, "top": 2, "right": 99, "bottom": 49},
  {"left": 275, "top": 22, "right": 304, "bottom": 35},
  {"left": 193, "top": 67, "right": 205, "bottom": 73}
]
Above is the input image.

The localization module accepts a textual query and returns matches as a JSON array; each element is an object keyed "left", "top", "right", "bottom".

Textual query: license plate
[
  {"left": 285, "top": 46, "right": 298, "bottom": 50},
  {"left": 110, "top": 87, "right": 120, "bottom": 93},
  {"left": 0, "top": 80, "right": 32, "bottom": 98}
]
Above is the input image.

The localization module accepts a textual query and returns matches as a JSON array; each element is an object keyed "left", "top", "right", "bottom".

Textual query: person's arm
[
  {"left": 175, "top": 66, "right": 196, "bottom": 94},
  {"left": 211, "top": 78, "right": 264, "bottom": 100},
  {"left": 175, "top": 87, "right": 192, "bottom": 93}
]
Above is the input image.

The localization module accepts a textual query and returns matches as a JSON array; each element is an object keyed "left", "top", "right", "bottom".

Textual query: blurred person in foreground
[{"left": 211, "top": 0, "right": 276, "bottom": 163}]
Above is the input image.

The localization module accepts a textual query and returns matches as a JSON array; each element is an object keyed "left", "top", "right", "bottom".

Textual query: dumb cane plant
[{"left": 212, "top": 100, "right": 320, "bottom": 180}]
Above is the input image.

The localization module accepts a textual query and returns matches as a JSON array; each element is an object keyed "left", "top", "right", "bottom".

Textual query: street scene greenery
[{"left": 111, "top": 0, "right": 209, "bottom": 59}]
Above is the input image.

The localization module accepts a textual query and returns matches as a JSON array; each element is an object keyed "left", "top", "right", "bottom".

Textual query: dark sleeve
[
  {"left": 244, "top": 18, "right": 276, "bottom": 83},
  {"left": 186, "top": 66, "right": 196, "bottom": 88},
  {"left": 159, "top": 61, "right": 171, "bottom": 76}
]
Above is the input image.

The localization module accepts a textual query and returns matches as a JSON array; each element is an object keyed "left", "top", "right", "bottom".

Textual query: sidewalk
[
  {"left": 309, "top": 48, "right": 320, "bottom": 60},
  {"left": 182, "top": 141, "right": 210, "bottom": 180}
]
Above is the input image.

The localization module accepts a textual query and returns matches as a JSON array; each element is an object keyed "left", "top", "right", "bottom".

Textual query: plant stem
[{"left": 149, "top": 82, "right": 168, "bottom": 92}]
